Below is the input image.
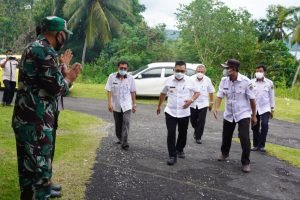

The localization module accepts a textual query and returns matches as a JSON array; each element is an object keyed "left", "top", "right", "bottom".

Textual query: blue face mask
[{"left": 119, "top": 70, "right": 127, "bottom": 76}]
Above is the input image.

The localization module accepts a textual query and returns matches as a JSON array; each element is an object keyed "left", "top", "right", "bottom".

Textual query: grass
[
  {"left": 0, "top": 107, "right": 105, "bottom": 200},
  {"left": 232, "top": 138, "right": 300, "bottom": 168},
  {"left": 70, "top": 83, "right": 300, "bottom": 124}
]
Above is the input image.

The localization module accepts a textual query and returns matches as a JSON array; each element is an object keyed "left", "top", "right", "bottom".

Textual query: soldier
[
  {"left": 214, "top": 59, "right": 257, "bottom": 173},
  {"left": 157, "top": 61, "right": 200, "bottom": 166},
  {"left": 190, "top": 64, "right": 215, "bottom": 144},
  {"left": 12, "top": 16, "right": 81, "bottom": 199},
  {"left": 250, "top": 64, "right": 275, "bottom": 152}
]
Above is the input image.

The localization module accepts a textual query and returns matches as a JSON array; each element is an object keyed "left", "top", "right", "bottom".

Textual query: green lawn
[
  {"left": 0, "top": 107, "right": 105, "bottom": 200},
  {"left": 70, "top": 83, "right": 300, "bottom": 124}
]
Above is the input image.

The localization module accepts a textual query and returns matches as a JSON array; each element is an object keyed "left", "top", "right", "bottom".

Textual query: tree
[
  {"left": 62, "top": 0, "right": 134, "bottom": 64},
  {"left": 176, "top": 0, "right": 257, "bottom": 81}
]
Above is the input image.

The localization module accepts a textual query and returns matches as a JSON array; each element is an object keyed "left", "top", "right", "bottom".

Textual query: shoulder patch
[{"left": 248, "top": 83, "right": 254, "bottom": 90}]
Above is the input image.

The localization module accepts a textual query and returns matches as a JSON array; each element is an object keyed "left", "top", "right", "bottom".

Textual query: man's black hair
[
  {"left": 175, "top": 61, "right": 186, "bottom": 67},
  {"left": 256, "top": 64, "right": 267, "bottom": 72},
  {"left": 117, "top": 60, "right": 129, "bottom": 67},
  {"left": 6, "top": 49, "right": 12, "bottom": 53}
]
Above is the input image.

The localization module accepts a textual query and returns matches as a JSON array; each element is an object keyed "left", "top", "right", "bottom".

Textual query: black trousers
[
  {"left": 2, "top": 80, "right": 16, "bottom": 105},
  {"left": 252, "top": 112, "right": 270, "bottom": 148},
  {"left": 221, "top": 118, "right": 251, "bottom": 165},
  {"left": 165, "top": 113, "right": 189, "bottom": 157},
  {"left": 190, "top": 107, "right": 208, "bottom": 140}
]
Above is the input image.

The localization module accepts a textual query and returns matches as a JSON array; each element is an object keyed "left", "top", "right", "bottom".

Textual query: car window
[
  {"left": 141, "top": 68, "right": 162, "bottom": 79},
  {"left": 131, "top": 65, "right": 148, "bottom": 76},
  {"left": 186, "top": 69, "right": 195, "bottom": 76},
  {"left": 165, "top": 68, "right": 174, "bottom": 77}
]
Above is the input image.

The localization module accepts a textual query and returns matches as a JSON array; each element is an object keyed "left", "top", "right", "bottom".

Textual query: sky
[{"left": 139, "top": 0, "right": 300, "bottom": 29}]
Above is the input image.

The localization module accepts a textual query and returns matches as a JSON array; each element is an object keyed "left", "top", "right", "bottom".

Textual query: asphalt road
[
  {"left": 62, "top": 97, "right": 300, "bottom": 200},
  {"left": 1, "top": 91, "right": 300, "bottom": 200}
]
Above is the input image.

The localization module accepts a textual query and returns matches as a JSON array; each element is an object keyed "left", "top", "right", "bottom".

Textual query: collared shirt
[
  {"left": 250, "top": 77, "right": 275, "bottom": 115},
  {"left": 161, "top": 75, "right": 199, "bottom": 118},
  {"left": 105, "top": 72, "right": 136, "bottom": 112},
  {"left": 0, "top": 59, "right": 18, "bottom": 81},
  {"left": 190, "top": 74, "right": 215, "bottom": 109},
  {"left": 217, "top": 73, "right": 255, "bottom": 122}
]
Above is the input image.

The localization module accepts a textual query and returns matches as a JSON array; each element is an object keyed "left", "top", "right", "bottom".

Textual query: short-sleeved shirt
[
  {"left": 190, "top": 74, "right": 215, "bottom": 109},
  {"left": 217, "top": 73, "right": 255, "bottom": 122},
  {"left": 105, "top": 72, "right": 136, "bottom": 112},
  {"left": 0, "top": 59, "right": 18, "bottom": 81},
  {"left": 161, "top": 75, "right": 199, "bottom": 118},
  {"left": 250, "top": 77, "right": 275, "bottom": 115}
]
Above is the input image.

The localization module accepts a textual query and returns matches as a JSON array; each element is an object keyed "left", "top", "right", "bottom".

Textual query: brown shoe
[
  {"left": 217, "top": 154, "right": 228, "bottom": 161},
  {"left": 242, "top": 164, "right": 251, "bottom": 173}
]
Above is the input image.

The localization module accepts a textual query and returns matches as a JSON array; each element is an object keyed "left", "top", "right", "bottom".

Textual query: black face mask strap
[{"left": 55, "top": 32, "right": 64, "bottom": 51}]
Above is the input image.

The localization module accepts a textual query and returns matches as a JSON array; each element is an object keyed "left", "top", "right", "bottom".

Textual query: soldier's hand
[
  {"left": 65, "top": 63, "right": 82, "bottom": 84},
  {"left": 59, "top": 49, "right": 73, "bottom": 65}
]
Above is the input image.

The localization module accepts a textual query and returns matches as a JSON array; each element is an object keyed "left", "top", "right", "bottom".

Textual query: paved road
[
  {"left": 1, "top": 91, "right": 300, "bottom": 199},
  {"left": 61, "top": 97, "right": 300, "bottom": 200}
]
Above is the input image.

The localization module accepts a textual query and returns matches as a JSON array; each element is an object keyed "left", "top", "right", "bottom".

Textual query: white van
[{"left": 131, "top": 62, "right": 200, "bottom": 96}]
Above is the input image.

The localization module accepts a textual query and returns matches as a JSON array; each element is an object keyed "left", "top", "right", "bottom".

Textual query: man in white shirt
[
  {"left": 214, "top": 59, "right": 257, "bottom": 173},
  {"left": 105, "top": 61, "right": 137, "bottom": 150},
  {"left": 0, "top": 49, "right": 18, "bottom": 106},
  {"left": 157, "top": 61, "right": 200, "bottom": 165},
  {"left": 190, "top": 64, "right": 215, "bottom": 144},
  {"left": 250, "top": 64, "right": 275, "bottom": 152}
]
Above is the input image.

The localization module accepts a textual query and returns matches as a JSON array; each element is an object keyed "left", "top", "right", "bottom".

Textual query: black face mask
[{"left": 54, "top": 32, "right": 66, "bottom": 51}]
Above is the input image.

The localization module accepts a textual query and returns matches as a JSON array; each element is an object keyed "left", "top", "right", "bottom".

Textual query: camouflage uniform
[{"left": 12, "top": 34, "right": 69, "bottom": 200}]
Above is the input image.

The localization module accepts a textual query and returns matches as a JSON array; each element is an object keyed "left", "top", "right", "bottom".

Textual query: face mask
[
  {"left": 54, "top": 32, "right": 66, "bottom": 51},
  {"left": 196, "top": 72, "right": 204, "bottom": 79},
  {"left": 223, "top": 69, "right": 229, "bottom": 76},
  {"left": 119, "top": 70, "right": 127, "bottom": 76},
  {"left": 255, "top": 72, "right": 264, "bottom": 79},
  {"left": 175, "top": 72, "right": 184, "bottom": 80}
]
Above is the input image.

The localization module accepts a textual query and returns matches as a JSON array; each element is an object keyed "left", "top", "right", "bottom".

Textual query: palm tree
[
  {"left": 61, "top": 0, "right": 133, "bottom": 64},
  {"left": 290, "top": 13, "right": 300, "bottom": 86}
]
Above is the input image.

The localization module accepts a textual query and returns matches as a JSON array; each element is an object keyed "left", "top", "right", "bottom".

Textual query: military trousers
[{"left": 14, "top": 125, "right": 53, "bottom": 200}]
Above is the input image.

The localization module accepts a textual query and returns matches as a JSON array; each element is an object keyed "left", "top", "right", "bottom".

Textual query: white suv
[{"left": 131, "top": 62, "right": 199, "bottom": 96}]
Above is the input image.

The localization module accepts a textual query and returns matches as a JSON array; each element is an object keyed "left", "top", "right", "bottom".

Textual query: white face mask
[
  {"left": 255, "top": 72, "right": 264, "bottom": 79},
  {"left": 175, "top": 72, "right": 184, "bottom": 80},
  {"left": 196, "top": 72, "right": 204, "bottom": 79},
  {"left": 223, "top": 69, "right": 229, "bottom": 76},
  {"left": 119, "top": 70, "right": 127, "bottom": 76}
]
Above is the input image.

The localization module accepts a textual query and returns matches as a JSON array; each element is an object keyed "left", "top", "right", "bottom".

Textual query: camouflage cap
[{"left": 41, "top": 16, "right": 73, "bottom": 37}]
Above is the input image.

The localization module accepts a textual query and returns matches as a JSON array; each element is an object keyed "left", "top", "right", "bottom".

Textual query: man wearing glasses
[
  {"left": 157, "top": 61, "right": 200, "bottom": 165},
  {"left": 105, "top": 61, "right": 137, "bottom": 150}
]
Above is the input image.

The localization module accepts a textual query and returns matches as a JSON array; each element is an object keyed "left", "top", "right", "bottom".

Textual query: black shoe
[
  {"left": 50, "top": 190, "right": 62, "bottom": 198},
  {"left": 51, "top": 184, "right": 62, "bottom": 191},
  {"left": 122, "top": 144, "right": 129, "bottom": 150},
  {"left": 115, "top": 141, "right": 121, "bottom": 144},
  {"left": 217, "top": 154, "right": 228, "bottom": 161},
  {"left": 167, "top": 157, "right": 177, "bottom": 165},
  {"left": 195, "top": 139, "right": 202, "bottom": 144},
  {"left": 177, "top": 151, "right": 185, "bottom": 159}
]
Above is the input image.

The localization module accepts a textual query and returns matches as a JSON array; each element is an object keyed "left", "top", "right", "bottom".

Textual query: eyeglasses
[
  {"left": 119, "top": 67, "right": 128, "bottom": 70},
  {"left": 175, "top": 70, "right": 185, "bottom": 73}
]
